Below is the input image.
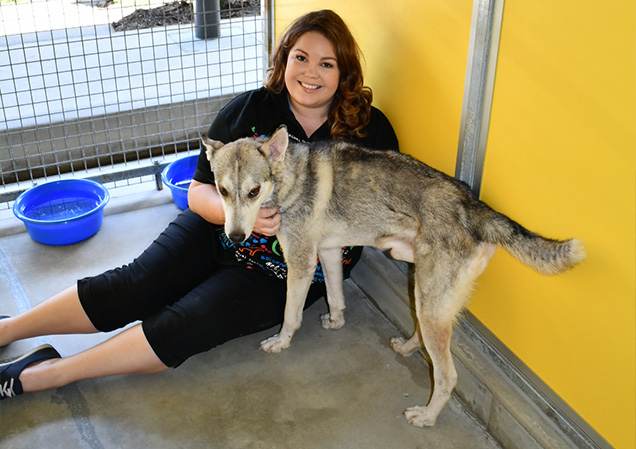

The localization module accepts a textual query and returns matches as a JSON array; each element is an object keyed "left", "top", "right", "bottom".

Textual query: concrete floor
[{"left": 0, "top": 186, "right": 501, "bottom": 449}]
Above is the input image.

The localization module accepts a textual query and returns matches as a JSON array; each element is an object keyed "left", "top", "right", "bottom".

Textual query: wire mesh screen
[{"left": 0, "top": 0, "right": 267, "bottom": 203}]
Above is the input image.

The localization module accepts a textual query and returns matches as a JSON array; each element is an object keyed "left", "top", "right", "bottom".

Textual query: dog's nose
[{"left": 229, "top": 232, "right": 246, "bottom": 243}]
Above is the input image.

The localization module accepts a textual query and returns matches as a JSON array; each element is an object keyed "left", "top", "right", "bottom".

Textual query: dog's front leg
[
  {"left": 259, "top": 261, "right": 316, "bottom": 353},
  {"left": 317, "top": 247, "right": 346, "bottom": 330}
]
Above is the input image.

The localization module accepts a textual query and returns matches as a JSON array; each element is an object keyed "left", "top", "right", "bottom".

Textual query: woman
[{"left": 0, "top": 10, "right": 398, "bottom": 399}]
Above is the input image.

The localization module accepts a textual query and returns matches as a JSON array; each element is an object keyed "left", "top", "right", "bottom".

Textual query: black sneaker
[{"left": 0, "top": 344, "right": 61, "bottom": 399}]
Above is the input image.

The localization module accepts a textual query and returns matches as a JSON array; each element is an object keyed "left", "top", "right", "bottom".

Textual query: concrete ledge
[{"left": 350, "top": 247, "right": 603, "bottom": 449}]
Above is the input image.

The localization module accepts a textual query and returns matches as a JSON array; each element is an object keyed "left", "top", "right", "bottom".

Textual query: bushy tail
[{"left": 481, "top": 209, "right": 586, "bottom": 275}]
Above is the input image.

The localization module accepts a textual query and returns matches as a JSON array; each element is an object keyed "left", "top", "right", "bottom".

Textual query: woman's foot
[{"left": 0, "top": 344, "right": 61, "bottom": 399}]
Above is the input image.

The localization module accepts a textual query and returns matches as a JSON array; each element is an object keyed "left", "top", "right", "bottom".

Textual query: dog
[{"left": 201, "top": 126, "right": 585, "bottom": 428}]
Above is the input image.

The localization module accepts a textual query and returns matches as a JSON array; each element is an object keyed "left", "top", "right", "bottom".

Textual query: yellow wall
[
  {"left": 274, "top": 1, "right": 635, "bottom": 447},
  {"left": 470, "top": 2, "right": 636, "bottom": 448}
]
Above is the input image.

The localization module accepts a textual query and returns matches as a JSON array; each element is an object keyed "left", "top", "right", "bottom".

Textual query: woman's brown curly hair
[{"left": 264, "top": 10, "right": 372, "bottom": 140}]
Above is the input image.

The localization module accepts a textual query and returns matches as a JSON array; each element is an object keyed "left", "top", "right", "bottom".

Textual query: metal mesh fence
[{"left": 0, "top": 0, "right": 268, "bottom": 204}]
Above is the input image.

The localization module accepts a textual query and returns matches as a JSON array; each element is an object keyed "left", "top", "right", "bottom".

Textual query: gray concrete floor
[{"left": 0, "top": 187, "right": 501, "bottom": 449}]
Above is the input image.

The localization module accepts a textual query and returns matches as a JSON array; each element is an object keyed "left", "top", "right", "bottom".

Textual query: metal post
[
  {"left": 455, "top": 0, "right": 505, "bottom": 197},
  {"left": 195, "top": 0, "right": 221, "bottom": 40}
]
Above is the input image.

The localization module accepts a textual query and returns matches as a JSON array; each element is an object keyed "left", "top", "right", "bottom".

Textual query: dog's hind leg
[
  {"left": 399, "top": 251, "right": 457, "bottom": 427},
  {"left": 404, "top": 243, "right": 495, "bottom": 427},
  {"left": 318, "top": 247, "right": 346, "bottom": 330},
  {"left": 390, "top": 332, "right": 421, "bottom": 357},
  {"left": 406, "top": 313, "right": 456, "bottom": 428}
]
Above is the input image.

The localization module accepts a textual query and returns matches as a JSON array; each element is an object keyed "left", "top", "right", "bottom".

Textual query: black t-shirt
[{"left": 193, "top": 87, "right": 399, "bottom": 281}]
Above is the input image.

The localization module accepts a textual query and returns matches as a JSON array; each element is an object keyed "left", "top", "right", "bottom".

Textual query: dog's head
[{"left": 200, "top": 126, "right": 289, "bottom": 243}]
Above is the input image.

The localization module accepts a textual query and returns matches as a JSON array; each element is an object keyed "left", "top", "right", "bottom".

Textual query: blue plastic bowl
[
  {"left": 13, "top": 179, "right": 110, "bottom": 246},
  {"left": 162, "top": 155, "right": 198, "bottom": 210}
]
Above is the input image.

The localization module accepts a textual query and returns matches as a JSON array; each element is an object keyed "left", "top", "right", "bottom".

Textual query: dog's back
[{"left": 281, "top": 140, "right": 584, "bottom": 275}]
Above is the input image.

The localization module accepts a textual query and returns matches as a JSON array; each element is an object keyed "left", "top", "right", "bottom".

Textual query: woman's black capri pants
[{"left": 77, "top": 209, "right": 326, "bottom": 368}]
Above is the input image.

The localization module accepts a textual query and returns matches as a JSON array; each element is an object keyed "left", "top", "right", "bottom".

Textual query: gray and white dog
[{"left": 201, "top": 126, "right": 585, "bottom": 428}]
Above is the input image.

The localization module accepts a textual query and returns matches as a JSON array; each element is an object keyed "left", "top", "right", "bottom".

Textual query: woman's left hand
[{"left": 253, "top": 207, "right": 281, "bottom": 236}]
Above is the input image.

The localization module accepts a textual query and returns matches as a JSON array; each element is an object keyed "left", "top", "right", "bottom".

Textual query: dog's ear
[
  {"left": 200, "top": 134, "right": 224, "bottom": 162},
  {"left": 260, "top": 126, "right": 288, "bottom": 164}
]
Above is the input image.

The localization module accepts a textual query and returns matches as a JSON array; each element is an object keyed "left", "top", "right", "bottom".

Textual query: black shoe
[{"left": 0, "top": 344, "right": 61, "bottom": 399}]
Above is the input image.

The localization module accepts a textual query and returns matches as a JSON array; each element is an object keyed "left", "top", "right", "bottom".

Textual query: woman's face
[{"left": 284, "top": 31, "right": 340, "bottom": 116}]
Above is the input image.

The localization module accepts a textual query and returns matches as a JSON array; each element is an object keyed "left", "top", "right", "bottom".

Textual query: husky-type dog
[{"left": 201, "top": 126, "right": 585, "bottom": 427}]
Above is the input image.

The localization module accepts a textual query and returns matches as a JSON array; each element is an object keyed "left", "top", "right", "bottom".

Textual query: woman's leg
[
  {"left": 4, "top": 268, "right": 324, "bottom": 396},
  {"left": 11, "top": 266, "right": 326, "bottom": 394},
  {"left": 18, "top": 324, "right": 167, "bottom": 393},
  {"left": 0, "top": 285, "right": 96, "bottom": 347}
]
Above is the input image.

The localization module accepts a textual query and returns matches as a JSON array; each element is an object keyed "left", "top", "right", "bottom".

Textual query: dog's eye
[
  {"left": 248, "top": 187, "right": 260, "bottom": 198},
  {"left": 218, "top": 186, "right": 228, "bottom": 197}
]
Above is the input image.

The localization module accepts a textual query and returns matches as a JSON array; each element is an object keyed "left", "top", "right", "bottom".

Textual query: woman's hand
[{"left": 253, "top": 207, "right": 281, "bottom": 236}]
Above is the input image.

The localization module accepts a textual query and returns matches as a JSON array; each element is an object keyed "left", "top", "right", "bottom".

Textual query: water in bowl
[
  {"left": 24, "top": 196, "right": 99, "bottom": 221},
  {"left": 173, "top": 179, "right": 191, "bottom": 188}
]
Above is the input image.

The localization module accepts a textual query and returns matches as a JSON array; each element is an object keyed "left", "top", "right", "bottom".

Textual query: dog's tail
[{"left": 481, "top": 209, "right": 586, "bottom": 275}]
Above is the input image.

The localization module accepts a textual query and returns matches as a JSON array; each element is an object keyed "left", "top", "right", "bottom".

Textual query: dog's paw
[
  {"left": 319, "top": 312, "right": 345, "bottom": 330},
  {"left": 404, "top": 405, "right": 437, "bottom": 427},
  {"left": 390, "top": 336, "right": 417, "bottom": 357},
  {"left": 259, "top": 334, "right": 290, "bottom": 353}
]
